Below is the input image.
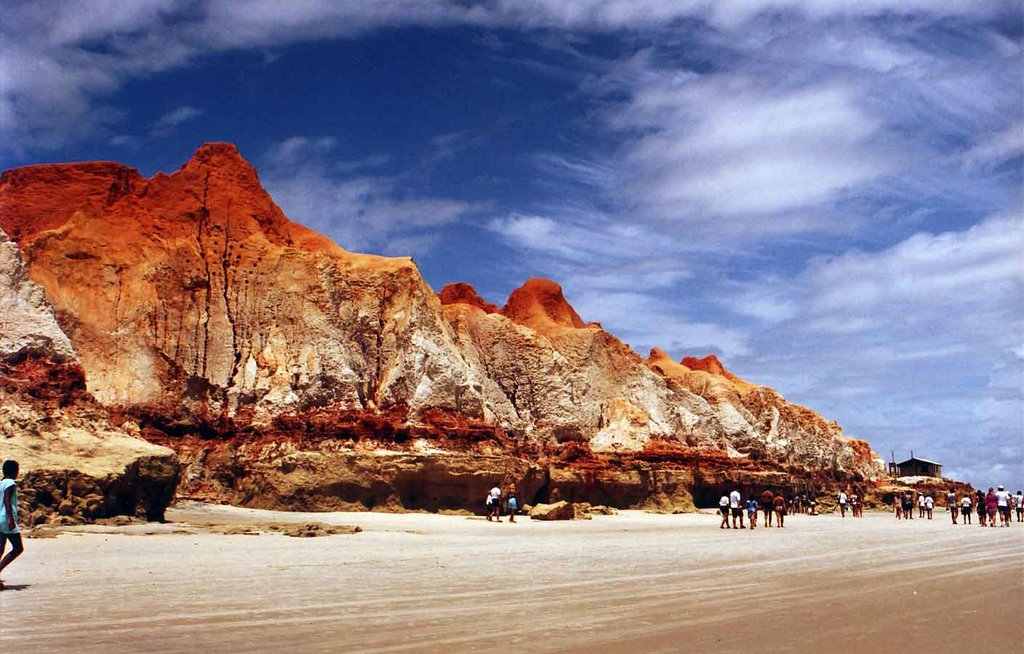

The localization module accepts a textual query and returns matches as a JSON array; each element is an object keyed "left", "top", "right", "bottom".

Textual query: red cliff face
[
  {"left": 502, "top": 278, "right": 589, "bottom": 335},
  {"left": 679, "top": 354, "right": 756, "bottom": 392},
  {"left": 438, "top": 282, "right": 502, "bottom": 314},
  {"left": 0, "top": 143, "right": 886, "bottom": 514},
  {"left": 0, "top": 227, "right": 179, "bottom": 525}
]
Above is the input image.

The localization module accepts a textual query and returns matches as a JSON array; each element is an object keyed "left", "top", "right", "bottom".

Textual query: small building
[{"left": 891, "top": 455, "right": 942, "bottom": 479}]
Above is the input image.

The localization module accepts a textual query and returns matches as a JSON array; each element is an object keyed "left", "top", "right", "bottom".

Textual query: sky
[{"left": 2, "top": 1, "right": 1022, "bottom": 489}]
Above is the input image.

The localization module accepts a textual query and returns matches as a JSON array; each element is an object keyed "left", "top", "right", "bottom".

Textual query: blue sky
[{"left": 2, "top": 1, "right": 1022, "bottom": 489}]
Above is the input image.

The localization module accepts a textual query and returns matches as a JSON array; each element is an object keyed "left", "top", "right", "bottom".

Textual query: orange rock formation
[
  {"left": 437, "top": 282, "right": 501, "bottom": 314},
  {"left": 0, "top": 143, "right": 886, "bottom": 514},
  {"left": 502, "top": 278, "right": 589, "bottom": 335}
]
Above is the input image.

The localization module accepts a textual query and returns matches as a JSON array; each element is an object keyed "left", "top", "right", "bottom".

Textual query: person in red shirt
[{"left": 985, "top": 488, "right": 998, "bottom": 527}]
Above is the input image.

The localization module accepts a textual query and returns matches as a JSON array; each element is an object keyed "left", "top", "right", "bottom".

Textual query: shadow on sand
[{"left": 0, "top": 584, "right": 30, "bottom": 591}]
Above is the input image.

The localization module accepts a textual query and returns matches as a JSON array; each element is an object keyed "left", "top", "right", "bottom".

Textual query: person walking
[
  {"left": 994, "top": 485, "right": 1011, "bottom": 527},
  {"left": 925, "top": 494, "right": 934, "bottom": 520},
  {"left": 895, "top": 493, "right": 903, "bottom": 520},
  {"left": 506, "top": 483, "right": 519, "bottom": 523},
  {"left": 947, "top": 489, "right": 959, "bottom": 524},
  {"left": 960, "top": 494, "right": 972, "bottom": 525},
  {"left": 760, "top": 489, "right": 774, "bottom": 527},
  {"left": 0, "top": 460, "right": 24, "bottom": 588},
  {"left": 838, "top": 489, "right": 848, "bottom": 518},
  {"left": 745, "top": 496, "right": 758, "bottom": 530},
  {"left": 1015, "top": 490, "right": 1023, "bottom": 523},
  {"left": 487, "top": 483, "right": 502, "bottom": 522},
  {"left": 730, "top": 487, "right": 744, "bottom": 529},
  {"left": 977, "top": 490, "right": 987, "bottom": 527},
  {"left": 917, "top": 492, "right": 926, "bottom": 518},
  {"left": 902, "top": 492, "right": 914, "bottom": 521},
  {"left": 773, "top": 493, "right": 786, "bottom": 528},
  {"left": 719, "top": 494, "right": 731, "bottom": 529},
  {"left": 985, "top": 488, "right": 998, "bottom": 527}
]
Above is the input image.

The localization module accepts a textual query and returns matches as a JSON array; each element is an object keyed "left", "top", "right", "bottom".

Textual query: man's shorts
[{"left": 731, "top": 507, "right": 742, "bottom": 518}]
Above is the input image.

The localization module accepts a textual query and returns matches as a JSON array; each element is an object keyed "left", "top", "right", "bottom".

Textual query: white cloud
[
  {"left": 963, "top": 121, "right": 1024, "bottom": 170},
  {"left": 622, "top": 79, "right": 892, "bottom": 221},
  {"left": 803, "top": 214, "right": 1023, "bottom": 323},
  {"left": 723, "top": 214, "right": 1024, "bottom": 487},
  {"left": 149, "top": 105, "right": 203, "bottom": 136},
  {"left": 569, "top": 289, "right": 751, "bottom": 358},
  {"left": 0, "top": 0, "right": 1012, "bottom": 154},
  {"left": 264, "top": 136, "right": 337, "bottom": 167},
  {"left": 260, "top": 136, "right": 478, "bottom": 255}
]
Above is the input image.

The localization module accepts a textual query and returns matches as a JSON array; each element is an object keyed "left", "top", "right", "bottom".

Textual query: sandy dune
[{"left": 1, "top": 505, "right": 1021, "bottom": 653}]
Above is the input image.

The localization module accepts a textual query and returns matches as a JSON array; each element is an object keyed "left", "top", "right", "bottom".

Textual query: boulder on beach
[{"left": 529, "top": 501, "right": 593, "bottom": 520}]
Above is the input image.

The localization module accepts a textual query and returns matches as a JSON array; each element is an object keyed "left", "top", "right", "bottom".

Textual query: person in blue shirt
[
  {"left": 0, "top": 460, "right": 24, "bottom": 588},
  {"left": 745, "top": 497, "right": 758, "bottom": 530}
]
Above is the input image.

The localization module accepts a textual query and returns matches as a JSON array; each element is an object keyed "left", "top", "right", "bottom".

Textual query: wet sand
[{"left": 1, "top": 505, "right": 1021, "bottom": 653}]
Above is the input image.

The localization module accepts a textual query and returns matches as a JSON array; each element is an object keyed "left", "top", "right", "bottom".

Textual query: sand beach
[{"left": 1, "top": 505, "right": 1021, "bottom": 653}]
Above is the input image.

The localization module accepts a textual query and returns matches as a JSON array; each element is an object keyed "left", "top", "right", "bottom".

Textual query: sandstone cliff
[
  {"left": 0, "top": 228, "right": 180, "bottom": 525},
  {"left": 0, "top": 144, "right": 883, "bottom": 514}
]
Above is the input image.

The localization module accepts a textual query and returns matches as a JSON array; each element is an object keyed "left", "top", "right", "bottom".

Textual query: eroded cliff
[
  {"left": 0, "top": 228, "right": 180, "bottom": 525},
  {"left": 0, "top": 144, "right": 884, "bottom": 514}
]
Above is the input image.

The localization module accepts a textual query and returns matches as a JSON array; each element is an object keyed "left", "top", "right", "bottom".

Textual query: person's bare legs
[
  {"left": 776, "top": 509, "right": 784, "bottom": 528},
  {"left": 0, "top": 533, "right": 24, "bottom": 583}
]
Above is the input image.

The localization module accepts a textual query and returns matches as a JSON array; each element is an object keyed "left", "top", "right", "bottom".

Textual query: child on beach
[
  {"left": 506, "top": 484, "right": 519, "bottom": 523},
  {"left": 0, "top": 460, "right": 24, "bottom": 588},
  {"left": 1016, "top": 490, "right": 1023, "bottom": 522},
  {"left": 719, "top": 494, "right": 730, "bottom": 529},
  {"left": 960, "top": 494, "right": 972, "bottom": 524},
  {"left": 924, "top": 495, "right": 934, "bottom": 520},
  {"left": 745, "top": 497, "right": 758, "bottom": 530}
]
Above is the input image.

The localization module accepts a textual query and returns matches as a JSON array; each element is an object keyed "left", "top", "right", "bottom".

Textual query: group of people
[
  {"left": 718, "top": 488, "right": 788, "bottom": 529},
  {"left": 837, "top": 489, "right": 864, "bottom": 517},
  {"left": 944, "top": 486, "right": 1022, "bottom": 527},
  {"left": 894, "top": 485, "right": 1023, "bottom": 527},
  {"left": 715, "top": 483, "right": 1024, "bottom": 531},
  {"left": 894, "top": 491, "right": 938, "bottom": 520},
  {"left": 484, "top": 483, "right": 519, "bottom": 522}
]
